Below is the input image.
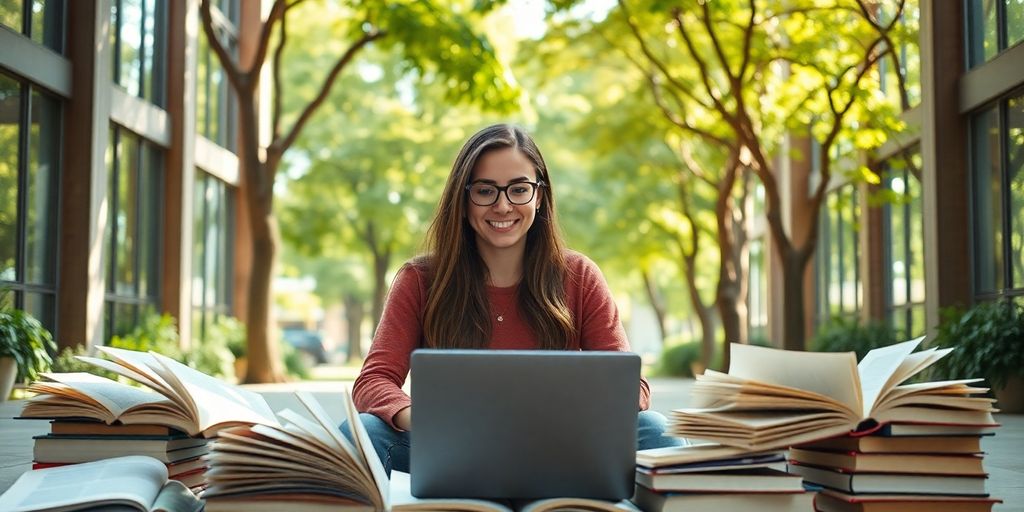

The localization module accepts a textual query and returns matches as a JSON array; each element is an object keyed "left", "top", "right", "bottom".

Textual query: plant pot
[
  {"left": 233, "top": 356, "right": 248, "bottom": 383},
  {"left": 994, "top": 375, "right": 1024, "bottom": 414},
  {"left": 0, "top": 356, "right": 17, "bottom": 402}
]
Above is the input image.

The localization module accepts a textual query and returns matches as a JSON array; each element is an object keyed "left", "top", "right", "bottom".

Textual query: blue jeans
[{"left": 340, "top": 410, "right": 686, "bottom": 476}]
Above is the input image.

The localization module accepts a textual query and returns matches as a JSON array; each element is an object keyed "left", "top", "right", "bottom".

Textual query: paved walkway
[{"left": 1, "top": 377, "right": 1022, "bottom": 510}]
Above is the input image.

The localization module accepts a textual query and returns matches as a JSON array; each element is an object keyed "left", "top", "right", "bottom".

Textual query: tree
[
  {"left": 597, "top": 0, "right": 912, "bottom": 350},
  {"left": 200, "top": 0, "right": 517, "bottom": 382}
]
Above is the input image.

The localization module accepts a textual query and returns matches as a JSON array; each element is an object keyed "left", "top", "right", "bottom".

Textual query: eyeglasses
[{"left": 465, "top": 181, "right": 545, "bottom": 206}]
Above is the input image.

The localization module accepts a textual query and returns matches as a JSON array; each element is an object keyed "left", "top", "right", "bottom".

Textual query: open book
[
  {"left": 202, "top": 390, "right": 638, "bottom": 512},
  {"left": 0, "top": 455, "right": 203, "bottom": 512},
  {"left": 202, "top": 389, "right": 389, "bottom": 511},
  {"left": 671, "top": 338, "right": 999, "bottom": 451},
  {"left": 20, "top": 346, "right": 277, "bottom": 437}
]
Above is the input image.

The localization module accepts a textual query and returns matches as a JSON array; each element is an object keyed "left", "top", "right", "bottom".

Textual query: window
[
  {"left": 110, "top": 0, "right": 166, "bottom": 105},
  {"left": 881, "top": 148, "right": 926, "bottom": 338},
  {"left": 195, "top": 0, "right": 238, "bottom": 150},
  {"left": 0, "top": 71, "right": 62, "bottom": 334},
  {"left": 748, "top": 184, "right": 768, "bottom": 341},
  {"left": 103, "top": 125, "right": 162, "bottom": 342},
  {"left": 967, "top": 0, "right": 1024, "bottom": 68},
  {"left": 0, "top": 0, "right": 65, "bottom": 52},
  {"left": 815, "top": 185, "right": 862, "bottom": 325},
  {"left": 971, "top": 90, "right": 1024, "bottom": 300},
  {"left": 191, "top": 171, "right": 234, "bottom": 343}
]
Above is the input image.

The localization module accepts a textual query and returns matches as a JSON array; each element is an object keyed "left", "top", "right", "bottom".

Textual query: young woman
[{"left": 347, "top": 124, "right": 683, "bottom": 475}]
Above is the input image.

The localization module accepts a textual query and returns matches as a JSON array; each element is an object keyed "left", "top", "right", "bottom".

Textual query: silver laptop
[{"left": 409, "top": 349, "right": 639, "bottom": 500}]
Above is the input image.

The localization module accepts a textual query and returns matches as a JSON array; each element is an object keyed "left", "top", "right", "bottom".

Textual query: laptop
[{"left": 409, "top": 349, "right": 640, "bottom": 500}]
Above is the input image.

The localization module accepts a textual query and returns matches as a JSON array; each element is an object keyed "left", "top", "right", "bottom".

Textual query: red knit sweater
[{"left": 352, "top": 251, "right": 651, "bottom": 429}]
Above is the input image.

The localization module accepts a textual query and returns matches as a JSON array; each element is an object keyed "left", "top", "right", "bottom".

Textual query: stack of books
[
  {"left": 789, "top": 429, "right": 1002, "bottom": 511},
  {"left": 17, "top": 346, "right": 279, "bottom": 495},
  {"left": 666, "top": 338, "right": 1004, "bottom": 511},
  {"left": 631, "top": 444, "right": 815, "bottom": 511},
  {"left": 29, "top": 420, "right": 210, "bottom": 493}
]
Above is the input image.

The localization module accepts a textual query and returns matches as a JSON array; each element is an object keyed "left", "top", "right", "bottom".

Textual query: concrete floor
[{"left": 1, "top": 377, "right": 1022, "bottom": 510}]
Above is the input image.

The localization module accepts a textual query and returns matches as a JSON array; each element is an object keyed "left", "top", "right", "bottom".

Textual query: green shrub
[
  {"left": 109, "top": 311, "right": 183, "bottom": 360},
  {"left": 929, "top": 300, "right": 1024, "bottom": 389},
  {"left": 281, "top": 340, "right": 310, "bottom": 380},
  {"left": 656, "top": 340, "right": 703, "bottom": 378},
  {"left": 50, "top": 345, "right": 121, "bottom": 382},
  {"left": 0, "top": 307, "right": 56, "bottom": 384},
  {"left": 210, "top": 316, "right": 247, "bottom": 359},
  {"left": 811, "top": 317, "right": 898, "bottom": 361}
]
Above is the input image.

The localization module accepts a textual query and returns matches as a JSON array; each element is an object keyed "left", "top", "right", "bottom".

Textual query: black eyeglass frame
[{"left": 464, "top": 180, "right": 546, "bottom": 207}]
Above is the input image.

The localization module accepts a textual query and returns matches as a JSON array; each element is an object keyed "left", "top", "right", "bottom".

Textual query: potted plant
[
  {"left": 930, "top": 300, "right": 1024, "bottom": 413},
  {"left": 0, "top": 307, "right": 57, "bottom": 401}
]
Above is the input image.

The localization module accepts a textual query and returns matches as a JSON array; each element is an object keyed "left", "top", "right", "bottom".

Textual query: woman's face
[{"left": 466, "top": 147, "right": 542, "bottom": 258}]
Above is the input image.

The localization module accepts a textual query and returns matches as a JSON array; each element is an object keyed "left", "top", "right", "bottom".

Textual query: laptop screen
[{"left": 409, "top": 350, "right": 640, "bottom": 500}]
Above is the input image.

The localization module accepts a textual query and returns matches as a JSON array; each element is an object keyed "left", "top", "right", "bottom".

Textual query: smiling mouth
[{"left": 487, "top": 219, "right": 518, "bottom": 230}]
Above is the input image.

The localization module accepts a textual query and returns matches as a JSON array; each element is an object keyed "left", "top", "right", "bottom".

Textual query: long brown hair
[{"left": 421, "top": 124, "right": 575, "bottom": 349}]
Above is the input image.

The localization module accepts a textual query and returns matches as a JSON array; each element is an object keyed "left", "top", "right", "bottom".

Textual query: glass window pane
[
  {"left": 0, "top": 75, "right": 19, "bottom": 283},
  {"left": 1008, "top": 0, "right": 1024, "bottom": 49},
  {"left": 1, "top": 0, "right": 23, "bottom": 33},
  {"left": 908, "top": 168, "right": 926, "bottom": 303},
  {"left": 137, "top": 142, "right": 160, "bottom": 299},
  {"left": 971, "top": 107, "right": 1004, "bottom": 293},
  {"left": 1009, "top": 94, "right": 1024, "bottom": 288},
  {"left": 118, "top": 0, "right": 143, "bottom": 96},
  {"left": 30, "top": 0, "right": 63, "bottom": 52},
  {"left": 192, "top": 171, "right": 206, "bottom": 308},
  {"left": 115, "top": 132, "right": 139, "bottom": 295},
  {"left": 25, "top": 87, "right": 60, "bottom": 286},
  {"left": 23, "top": 291, "right": 55, "bottom": 335},
  {"left": 967, "top": 0, "right": 999, "bottom": 67},
  {"left": 142, "top": 0, "right": 165, "bottom": 104}
]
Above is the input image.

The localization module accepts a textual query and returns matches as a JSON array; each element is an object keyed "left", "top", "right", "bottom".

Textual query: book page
[
  {"left": 333, "top": 389, "right": 389, "bottom": 509},
  {"left": 858, "top": 337, "right": 923, "bottom": 417},
  {"left": 728, "top": 344, "right": 862, "bottom": 415},
  {"left": 390, "top": 471, "right": 513, "bottom": 512},
  {"left": 149, "top": 352, "right": 278, "bottom": 436},
  {"left": 38, "top": 373, "right": 170, "bottom": 418},
  {"left": 518, "top": 497, "right": 641, "bottom": 512},
  {"left": 88, "top": 348, "right": 178, "bottom": 398},
  {"left": 151, "top": 480, "right": 203, "bottom": 512},
  {"left": 0, "top": 455, "right": 166, "bottom": 512}
]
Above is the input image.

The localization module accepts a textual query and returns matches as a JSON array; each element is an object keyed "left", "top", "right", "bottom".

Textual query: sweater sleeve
[
  {"left": 573, "top": 254, "right": 651, "bottom": 411},
  {"left": 352, "top": 264, "right": 425, "bottom": 430}
]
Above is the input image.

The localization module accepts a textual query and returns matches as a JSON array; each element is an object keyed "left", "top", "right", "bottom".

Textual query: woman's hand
[{"left": 395, "top": 406, "right": 412, "bottom": 431}]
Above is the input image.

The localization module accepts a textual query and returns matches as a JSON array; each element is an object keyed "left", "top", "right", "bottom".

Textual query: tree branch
[
  {"left": 700, "top": 1, "right": 735, "bottom": 83},
  {"left": 199, "top": 0, "right": 244, "bottom": 91},
  {"left": 250, "top": 0, "right": 287, "bottom": 76},
  {"left": 272, "top": 7, "right": 287, "bottom": 140},
  {"left": 274, "top": 29, "right": 385, "bottom": 156},
  {"left": 671, "top": 8, "right": 733, "bottom": 123},
  {"left": 738, "top": 0, "right": 756, "bottom": 83}
]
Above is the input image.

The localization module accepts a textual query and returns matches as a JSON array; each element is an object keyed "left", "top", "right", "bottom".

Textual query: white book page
[
  {"left": 728, "top": 344, "right": 861, "bottom": 416},
  {"left": 0, "top": 456, "right": 167, "bottom": 512},
  {"left": 390, "top": 471, "right": 512, "bottom": 512},
  {"left": 858, "top": 337, "right": 923, "bottom": 417},
  {"left": 89, "top": 347, "right": 178, "bottom": 398},
  {"left": 150, "top": 352, "right": 278, "bottom": 435},
  {"left": 334, "top": 390, "right": 390, "bottom": 510},
  {"left": 38, "top": 373, "right": 170, "bottom": 417}
]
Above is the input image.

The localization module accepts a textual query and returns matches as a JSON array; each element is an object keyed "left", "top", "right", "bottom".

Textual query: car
[{"left": 281, "top": 328, "right": 329, "bottom": 366}]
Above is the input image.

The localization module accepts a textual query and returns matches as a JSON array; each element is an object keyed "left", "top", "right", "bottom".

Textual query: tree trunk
[
  {"left": 243, "top": 207, "right": 286, "bottom": 383},
  {"left": 641, "top": 268, "right": 668, "bottom": 345},
  {"left": 713, "top": 164, "right": 750, "bottom": 371},
  {"left": 781, "top": 251, "right": 808, "bottom": 351},
  {"left": 343, "top": 294, "right": 365, "bottom": 363},
  {"left": 370, "top": 247, "right": 390, "bottom": 336},
  {"left": 678, "top": 240, "right": 717, "bottom": 370}
]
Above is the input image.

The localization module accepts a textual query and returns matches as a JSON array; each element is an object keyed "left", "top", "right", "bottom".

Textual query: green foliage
[
  {"left": 281, "top": 340, "right": 310, "bottom": 380},
  {"left": 810, "top": 317, "right": 899, "bottom": 361},
  {"left": 0, "top": 307, "right": 57, "bottom": 384},
  {"left": 50, "top": 345, "right": 121, "bottom": 382},
  {"left": 109, "top": 311, "right": 184, "bottom": 360},
  {"left": 655, "top": 338, "right": 702, "bottom": 378},
  {"left": 208, "top": 316, "right": 247, "bottom": 359},
  {"left": 111, "top": 310, "right": 235, "bottom": 379},
  {"left": 929, "top": 300, "right": 1024, "bottom": 389}
]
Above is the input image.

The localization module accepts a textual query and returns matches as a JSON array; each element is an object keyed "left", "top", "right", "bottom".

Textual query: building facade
[{"left": 0, "top": 0, "right": 251, "bottom": 350}]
